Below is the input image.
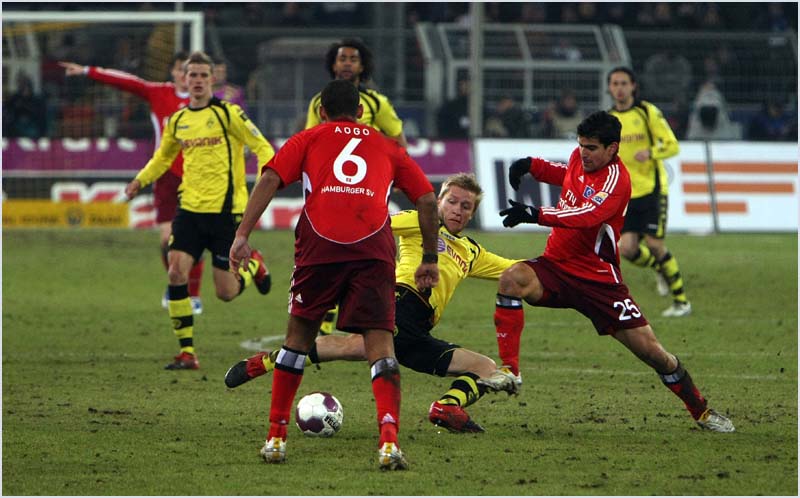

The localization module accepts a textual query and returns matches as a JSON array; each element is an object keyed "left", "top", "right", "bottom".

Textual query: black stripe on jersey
[
  {"left": 464, "top": 236, "right": 481, "bottom": 274},
  {"left": 209, "top": 100, "right": 234, "bottom": 213},
  {"left": 634, "top": 101, "right": 662, "bottom": 192},
  {"left": 311, "top": 94, "right": 323, "bottom": 122},
  {"left": 171, "top": 109, "right": 187, "bottom": 137},
  {"left": 359, "top": 88, "right": 381, "bottom": 126}
]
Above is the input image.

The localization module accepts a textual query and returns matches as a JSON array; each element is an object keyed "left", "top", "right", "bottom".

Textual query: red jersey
[
  {"left": 87, "top": 66, "right": 188, "bottom": 176},
  {"left": 266, "top": 119, "right": 433, "bottom": 267},
  {"left": 529, "top": 148, "right": 631, "bottom": 284}
]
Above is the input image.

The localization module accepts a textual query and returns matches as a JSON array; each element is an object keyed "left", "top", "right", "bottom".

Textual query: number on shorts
[
  {"left": 333, "top": 138, "right": 367, "bottom": 185},
  {"left": 613, "top": 299, "right": 642, "bottom": 321}
]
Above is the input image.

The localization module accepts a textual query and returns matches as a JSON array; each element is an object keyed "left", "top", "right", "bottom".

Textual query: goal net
[{"left": 2, "top": 10, "right": 203, "bottom": 228}]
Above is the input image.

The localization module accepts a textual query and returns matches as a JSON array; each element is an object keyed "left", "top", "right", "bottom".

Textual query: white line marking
[{"left": 238, "top": 335, "right": 285, "bottom": 351}]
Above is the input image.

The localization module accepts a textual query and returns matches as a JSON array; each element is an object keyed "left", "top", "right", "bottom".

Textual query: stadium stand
[{"left": 2, "top": 2, "right": 796, "bottom": 140}]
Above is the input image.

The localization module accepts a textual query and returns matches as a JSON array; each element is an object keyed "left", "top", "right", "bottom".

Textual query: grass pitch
[{"left": 2, "top": 229, "right": 797, "bottom": 495}]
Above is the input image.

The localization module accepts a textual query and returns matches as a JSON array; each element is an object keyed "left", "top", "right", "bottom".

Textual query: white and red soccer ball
[{"left": 295, "top": 391, "right": 344, "bottom": 437}]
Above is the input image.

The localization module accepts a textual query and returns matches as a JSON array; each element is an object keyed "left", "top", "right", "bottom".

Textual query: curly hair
[{"left": 324, "top": 38, "right": 374, "bottom": 81}]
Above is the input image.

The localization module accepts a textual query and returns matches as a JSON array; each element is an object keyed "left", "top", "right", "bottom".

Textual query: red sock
[
  {"left": 268, "top": 366, "right": 303, "bottom": 440},
  {"left": 494, "top": 294, "right": 524, "bottom": 375},
  {"left": 188, "top": 259, "right": 204, "bottom": 297},
  {"left": 660, "top": 362, "right": 708, "bottom": 420},
  {"left": 372, "top": 371, "right": 400, "bottom": 445}
]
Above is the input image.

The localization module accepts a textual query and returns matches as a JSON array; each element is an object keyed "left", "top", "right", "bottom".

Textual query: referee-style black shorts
[
  {"left": 393, "top": 284, "right": 460, "bottom": 377},
  {"left": 622, "top": 191, "right": 668, "bottom": 238},
  {"left": 169, "top": 209, "right": 241, "bottom": 270}
]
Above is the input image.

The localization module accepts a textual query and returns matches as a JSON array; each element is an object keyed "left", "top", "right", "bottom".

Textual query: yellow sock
[
  {"left": 659, "top": 252, "right": 689, "bottom": 303},
  {"left": 168, "top": 284, "right": 194, "bottom": 354},
  {"left": 631, "top": 242, "right": 657, "bottom": 268},
  {"left": 438, "top": 374, "right": 482, "bottom": 408}
]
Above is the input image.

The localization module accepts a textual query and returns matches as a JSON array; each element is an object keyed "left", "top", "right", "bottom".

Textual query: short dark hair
[
  {"left": 172, "top": 51, "right": 189, "bottom": 66},
  {"left": 183, "top": 51, "right": 214, "bottom": 72},
  {"left": 324, "top": 38, "right": 374, "bottom": 81},
  {"left": 577, "top": 111, "right": 622, "bottom": 146},
  {"left": 321, "top": 79, "right": 360, "bottom": 119}
]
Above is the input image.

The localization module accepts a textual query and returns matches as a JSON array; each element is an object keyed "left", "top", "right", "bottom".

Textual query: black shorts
[
  {"left": 622, "top": 191, "right": 668, "bottom": 238},
  {"left": 169, "top": 209, "right": 241, "bottom": 270},
  {"left": 393, "top": 284, "right": 459, "bottom": 377}
]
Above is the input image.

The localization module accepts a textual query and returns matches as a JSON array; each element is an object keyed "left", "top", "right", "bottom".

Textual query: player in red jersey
[
  {"left": 60, "top": 53, "right": 206, "bottom": 314},
  {"left": 494, "top": 111, "right": 734, "bottom": 433},
  {"left": 228, "top": 79, "right": 440, "bottom": 470}
]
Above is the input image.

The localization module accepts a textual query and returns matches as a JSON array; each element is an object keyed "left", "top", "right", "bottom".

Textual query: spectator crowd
[{"left": 3, "top": 2, "right": 796, "bottom": 142}]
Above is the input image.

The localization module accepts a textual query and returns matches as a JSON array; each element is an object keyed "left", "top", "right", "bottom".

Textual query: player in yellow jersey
[
  {"left": 225, "top": 173, "right": 521, "bottom": 432},
  {"left": 125, "top": 51, "right": 276, "bottom": 370},
  {"left": 305, "top": 38, "right": 407, "bottom": 147},
  {"left": 307, "top": 38, "right": 408, "bottom": 334},
  {"left": 608, "top": 67, "right": 692, "bottom": 318}
]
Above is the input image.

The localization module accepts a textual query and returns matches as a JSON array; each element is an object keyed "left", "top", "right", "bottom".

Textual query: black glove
[
  {"left": 499, "top": 199, "right": 539, "bottom": 228},
  {"left": 508, "top": 157, "right": 532, "bottom": 191}
]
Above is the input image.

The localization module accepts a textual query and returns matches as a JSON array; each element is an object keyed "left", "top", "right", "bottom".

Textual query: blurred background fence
[{"left": 3, "top": 2, "right": 797, "bottom": 141}]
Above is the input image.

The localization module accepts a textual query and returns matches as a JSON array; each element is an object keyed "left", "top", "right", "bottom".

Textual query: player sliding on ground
[
  {"left": 493, "top": 110, "right": 734, "bottom": 432},
  {"left": 225, "top": 173, "right": 521, "bottom": 433}
]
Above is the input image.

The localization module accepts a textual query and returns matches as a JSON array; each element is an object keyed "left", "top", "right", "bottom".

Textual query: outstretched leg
[
  {"left": 494, "top": 262, "right": 543, "bottom": 378},
  {"left": 613, "top": 325, "right": 733, "bottom": 432}
]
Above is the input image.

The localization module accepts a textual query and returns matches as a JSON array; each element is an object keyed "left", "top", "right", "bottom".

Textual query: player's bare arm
[
  {"left": 230, "top": 168, "right": 281, "bottom": 273},
  {"left": 634, "top": 148, "right": 652, "bottom": 162},
  {"left": 124, "top": 179, "right": 141, "bottom": 200},
  {"left": 389, "top": 132, "right": 409, "bottom": 149},
  {"left": 413, "top": 192, "right": 440, "bottom": 289}
]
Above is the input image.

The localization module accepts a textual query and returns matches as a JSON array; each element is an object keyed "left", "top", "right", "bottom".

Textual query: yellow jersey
[
  {"left": 305, "top": 86, "right": 403, "bottom": 138},
  {"left": 610, "top": 100, "right": 679, "bottom": 198},
  {"left": 392, "top": 210, "right": 519, "bottom": 326},
  {"left": 135, "top": 98, "right": 275, "bottom": 214}
]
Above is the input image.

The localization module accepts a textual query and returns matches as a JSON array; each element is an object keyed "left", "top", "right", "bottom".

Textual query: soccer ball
[{"left": 295, "top": 391, "right": 343, "bottom": 437}]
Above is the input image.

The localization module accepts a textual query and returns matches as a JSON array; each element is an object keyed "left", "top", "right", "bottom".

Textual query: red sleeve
[
  {"left": 538, "top": 163, "right": 629, "bottom": 229},
  {"left": 87, "top": 67, "right": 159, "bottom": 101},
  {"left": 263, "top": 131, "right": 306, "bottom": 188},
  {"left": 529, "top": 148, "right": 576, "bottom": 186},
  {"left": 390, "top": 142, "right": 434, "bottom": 204}
]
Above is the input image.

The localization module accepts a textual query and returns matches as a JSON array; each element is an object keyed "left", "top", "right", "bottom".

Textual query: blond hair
[{"left": 439, "top": 172, "right": 484, "bottom": 209}]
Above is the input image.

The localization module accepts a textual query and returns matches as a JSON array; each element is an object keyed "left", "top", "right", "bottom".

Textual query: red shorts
[
  {"left": 289, "top": 259, "right": 395, "bottom": 333},
  {"left": 153, "top": 170, "right": 181, "bottom": 224},
  {"left": 525, "top": 257, "right": 649, "bottom": 335}
]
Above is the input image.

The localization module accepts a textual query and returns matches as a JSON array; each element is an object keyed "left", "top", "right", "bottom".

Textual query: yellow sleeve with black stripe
[
  {"left": 305, "top": 92, "right": 322, "bottom": 130},
  {"left": 136, "top": 100, "right": 272, "bottom": 214},
  {"left": 466, "top": 241, "right": 521, "bottom": 280},
  {"left": 226, "top": 102, "right": 275, "bottom": 170},
  {"left": 610, "top": 100, "right": 679, "bottom": 198},
  {"left": 135, "top": 113, "right": 182, "bottom": 187},
  {"left": 304, "top": 88, "right": 403, "bottom": 138},
  {"left": 363, "top": 88, "right": 403, "bottom": 138},
  {"left": 391, "top": 210, "right": 517, "bottom": 325}
]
